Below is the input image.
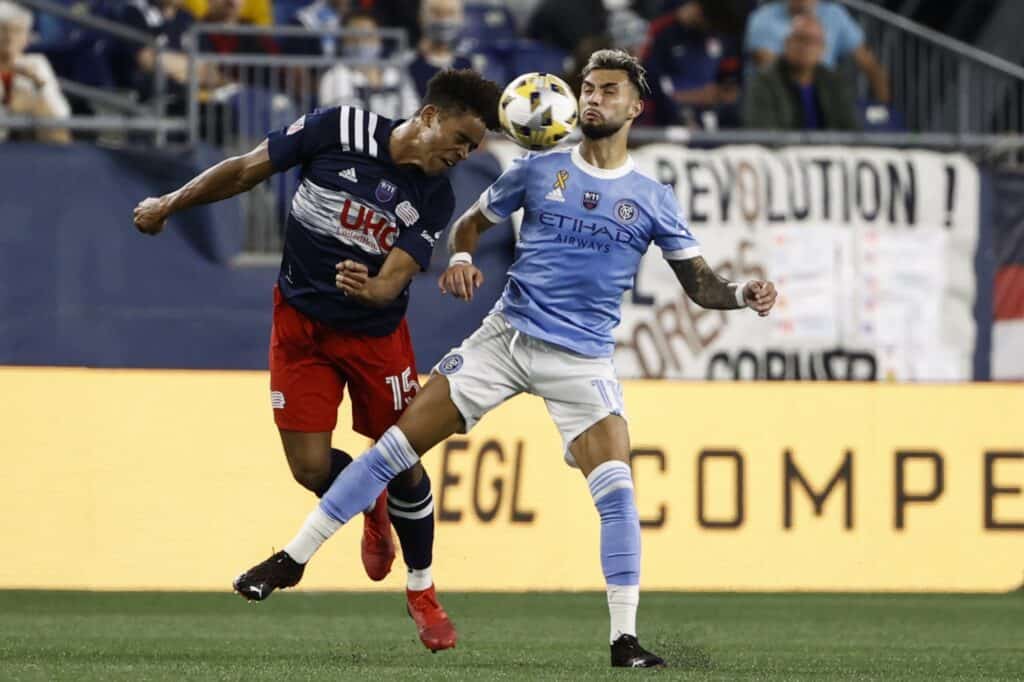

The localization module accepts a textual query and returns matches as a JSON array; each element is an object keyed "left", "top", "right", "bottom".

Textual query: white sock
[
  {"left": 407, "top": 566, "right": 433, "bottom": 591},
  {"left": 283, "top": 507, "right": 342, "bottom": 564},
  {"left": 607, "top": 584, "right": 639, "bottom": 644}
]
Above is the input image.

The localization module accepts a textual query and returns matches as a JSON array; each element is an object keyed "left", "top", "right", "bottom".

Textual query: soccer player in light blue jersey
[{"left": 236, "top": 49, "right": 777, "bottom": 667}]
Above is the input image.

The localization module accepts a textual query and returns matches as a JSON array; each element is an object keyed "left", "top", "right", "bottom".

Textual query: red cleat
[
  {"left": 407, "top": 585, "right": 457, "bottom": 652},
  {"left": 361, "top": 490, "right": 395, "bottom": 581}
]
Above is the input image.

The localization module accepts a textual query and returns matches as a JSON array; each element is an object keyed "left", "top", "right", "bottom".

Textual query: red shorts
[{"left": 269, "top": 286, "right": 419, "bottom": 438}]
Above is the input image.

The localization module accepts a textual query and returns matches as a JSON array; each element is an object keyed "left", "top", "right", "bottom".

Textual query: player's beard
[{"left": 580, "top": 119, "right": 625, "bottom": 140}]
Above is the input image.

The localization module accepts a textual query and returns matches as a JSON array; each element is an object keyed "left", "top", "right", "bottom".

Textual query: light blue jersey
[{"left": 479, "top": 145, "right": 701, "bottom": 357}]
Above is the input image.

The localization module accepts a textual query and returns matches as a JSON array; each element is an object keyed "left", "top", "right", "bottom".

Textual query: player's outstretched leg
[
  {"left": 387, "top": 467, "right": 456, "bottom": 651},
  {"left": 310, "top": 447, "right": 397, "bottom": 582},
  {"left": 232, "top": 426, "right": 418, "bottom": 600},
  {"left": 233, "top": 377, "right": 465, "bottom": 608}
]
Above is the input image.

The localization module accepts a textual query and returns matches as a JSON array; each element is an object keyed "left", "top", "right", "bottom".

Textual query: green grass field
[{"left": 0, "top": 591, "right": 1020, "bottom": 680}]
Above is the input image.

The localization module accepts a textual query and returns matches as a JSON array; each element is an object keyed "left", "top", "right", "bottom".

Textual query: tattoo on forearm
[{"left": 669, "top": 256, "right": 742, "bottom": 310}]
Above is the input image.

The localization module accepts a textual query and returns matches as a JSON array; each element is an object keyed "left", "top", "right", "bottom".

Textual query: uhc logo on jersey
[{"left": 338, "top": 197, "right": 397, "bottom": 254}]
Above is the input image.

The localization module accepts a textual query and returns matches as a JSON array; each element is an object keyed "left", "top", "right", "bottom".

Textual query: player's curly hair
[
  {"left": 423, "top": 69, "right": 502, "bottom": 131},
  {"left": 581, "top": 49, "right": 651, "bottom": 97}
]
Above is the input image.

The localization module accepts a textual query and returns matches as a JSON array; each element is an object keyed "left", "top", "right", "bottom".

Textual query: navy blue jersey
[{"left": 267, "top": 105, "right": 455, "bottom": 336}]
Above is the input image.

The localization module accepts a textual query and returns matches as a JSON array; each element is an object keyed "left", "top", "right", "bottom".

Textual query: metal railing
[
  {"left": 184, "top": 24, "right": 410, "bottom": 253},
  {"left": 840, "top": 0, "right": 1024, "bottom": 135},
  {"left": 1, "top": 0, "right": 181, "bottom": 145}
]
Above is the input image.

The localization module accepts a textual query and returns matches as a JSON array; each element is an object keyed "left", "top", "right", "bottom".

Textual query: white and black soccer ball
[{"left": 498, "top": 72, "right": 579, "bottom": 151}]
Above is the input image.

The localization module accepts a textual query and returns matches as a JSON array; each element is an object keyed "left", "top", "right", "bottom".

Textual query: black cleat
[
  {"left": 611, "top": 634, "right": 667, "bottom": 668},
  {"left": 232, "top": 550, "right": 305, "bottom": 602}
]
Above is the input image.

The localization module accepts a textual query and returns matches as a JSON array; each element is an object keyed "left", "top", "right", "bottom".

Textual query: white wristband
[
  {"left": 734, "top": 281, "right": 749, "bottom": 308},
  {"left": 449, "top": 251, "right": 473, "bottom": 267}
]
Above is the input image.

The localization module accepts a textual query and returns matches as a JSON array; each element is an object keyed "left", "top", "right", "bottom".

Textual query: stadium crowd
[{"left": 0, "top": 0, "right": 894, "bottom": 143}]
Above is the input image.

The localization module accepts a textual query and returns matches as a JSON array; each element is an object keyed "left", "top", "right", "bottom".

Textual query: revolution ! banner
[{"left": 615, "top": 145, "right": 981, "bottom": 381}]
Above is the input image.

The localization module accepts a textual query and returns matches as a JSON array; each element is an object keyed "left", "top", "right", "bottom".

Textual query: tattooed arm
[{"left": 669, "top": 256, "right": 778, "bottom": 316}]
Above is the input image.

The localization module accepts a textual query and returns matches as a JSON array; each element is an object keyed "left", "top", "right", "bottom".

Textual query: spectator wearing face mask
[
  {"left": 319, "top": 10, "right": 418, "bottom": 118},
  {"left": 405, "top": 0, "right": 472, "bottom": 99}
]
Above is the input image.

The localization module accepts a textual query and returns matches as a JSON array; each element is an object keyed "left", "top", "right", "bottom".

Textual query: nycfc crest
[
  {"left": 615, "top": 199, "right": 638, "bottom": 223},
  {"left": 438, "top": 354, "right": 463, "bottom": 375},
  {"left": 375, "top": 179, "right": 397, "bottom": 204}
]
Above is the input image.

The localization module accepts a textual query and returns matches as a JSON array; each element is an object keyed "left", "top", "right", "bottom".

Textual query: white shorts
[{"left": 432, "top": 313, "right": 627, "bottom": 467}]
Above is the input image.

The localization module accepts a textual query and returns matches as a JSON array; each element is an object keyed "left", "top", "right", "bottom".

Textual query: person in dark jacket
[{"left": 743, "top": 13, "right": 857, "bottom": 130}]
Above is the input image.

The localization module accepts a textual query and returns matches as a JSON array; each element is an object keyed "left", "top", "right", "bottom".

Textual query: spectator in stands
[
  {"left": 198, "top": 0, "right": 282, "bottom": 91},
  {"left": 182, "top": 0, "right": 271, "bottom": 25},
  {"left": 524, "top": 0, "right": 669, "bottom": 53},
  {"left": 527, "top": 0, "right": 608, "bottom": 54},
  {"left": 745, "top": 0, "right": 889, "bottom": 104},
  {"left": 372, "top": 0, "right": 422, "bottom": 48},
  {"left": 607, "top": 7, "right": 649, "bottom": 57},
  {"left": 0, "top": 1, "right": 70, "bottom": 143},
  {"left": 199, "top": 0, "right": 279, "bottom": 55},
  {"left": 642, "top": 0, "right": 746, "bottom": 128},
  {"left": 405, "top": 0, "right": 472, "bottom": 99},
  {"left": 319, "top": 11, "right": 418, "bottom": 118},
  {"left": 284, "top": 0, "right": 350, "bottom": 56},
  {"left": 742, "top": 14, "right": 858, "bottom": 131},
  {"left": 111, "top": 0, "right": 216, "bottom": 113}
]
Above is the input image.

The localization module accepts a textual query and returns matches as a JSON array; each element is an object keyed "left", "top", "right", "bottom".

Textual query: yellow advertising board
[{"left": 1, "top": 367, "right": 1021, "bottom": 591}]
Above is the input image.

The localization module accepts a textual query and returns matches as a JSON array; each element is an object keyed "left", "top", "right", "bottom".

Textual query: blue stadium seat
[
  {"left": 509, "top": 40, "right": 569, "bottom": 79},
  {"left": 466, "top": 46, "right": 514, "bottom": 88},
  {"left": 275, "top": 0, "right": 310, "bottom": 27},
  {"left": 461, "top": 3, "right": 519, "bottom": 44}
]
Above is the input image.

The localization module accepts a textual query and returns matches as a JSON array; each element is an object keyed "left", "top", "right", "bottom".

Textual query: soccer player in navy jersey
[
  {"left": 132, "top": 69, "right": 501, "bottom": 652},
  {"left": 235, "top": 49, "right": 777, "bottom": 667}
]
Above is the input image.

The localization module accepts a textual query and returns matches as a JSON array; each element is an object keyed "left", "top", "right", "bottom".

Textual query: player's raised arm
[
  {"left": 652, "top": 185, "right": 777, "bottom": 316},
  {"left": 335, "top": 247, "right": 421, "bottom": 307},
  {"left": 133, "top": 140, "right": 274, "bottom": 236},
  {"left": 438, "top": 200, "right": 496, "bottom": 301},
  {"left": 439, "top": 152, "right": 531, "bottom": 301},
  {"left": 669, "top": 256, "right": 777, "bottom": 316}
]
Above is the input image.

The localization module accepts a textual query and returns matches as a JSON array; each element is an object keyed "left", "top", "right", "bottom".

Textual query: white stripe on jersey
[
  {"left": 353, "top": 108, "right": 365, "bottom": 152},
  {"left": 337, "top": 106, "right": 380, "bottom": 156},
  {"left": 290, "top": 178, "right": 398, "bottom": 256},
  {"left": 339, "top": 106, "right": 351, "bottom": 148},
  {"left": 367, "top": 112, "right": 379, "bottom": 156}
]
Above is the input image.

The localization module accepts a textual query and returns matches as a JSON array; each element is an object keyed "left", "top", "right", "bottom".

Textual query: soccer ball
[{"left": 498, "top": 72, "right": 579, "bottom": 151}]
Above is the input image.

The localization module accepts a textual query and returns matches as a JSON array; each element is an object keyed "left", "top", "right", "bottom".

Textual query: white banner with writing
[{"left": 613, "top": 145, "right": 980, "bottom": 380}]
